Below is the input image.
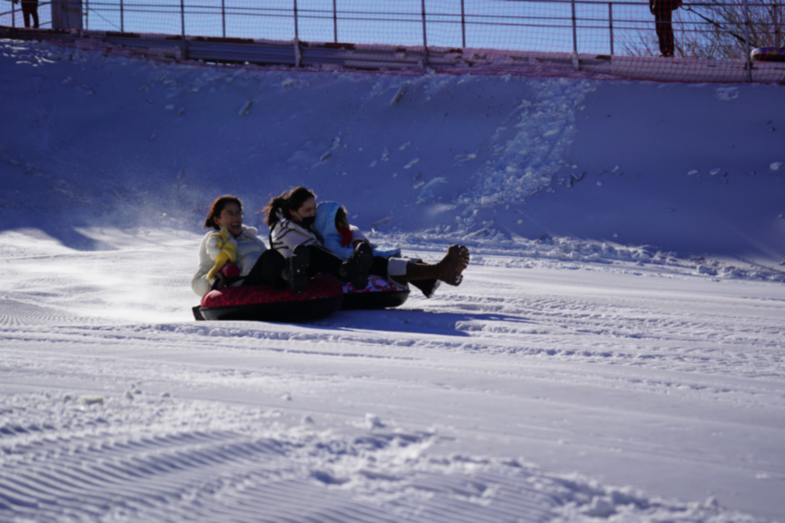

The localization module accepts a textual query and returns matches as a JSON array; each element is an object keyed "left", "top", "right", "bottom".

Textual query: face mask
[{"left": 300, "top": 216, "right": 315, "bottom": 228}]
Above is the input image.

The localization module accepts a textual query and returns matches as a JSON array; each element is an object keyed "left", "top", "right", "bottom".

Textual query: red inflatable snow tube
[{"left": 198, "top": 275, "right": 344, "bottom": 322}]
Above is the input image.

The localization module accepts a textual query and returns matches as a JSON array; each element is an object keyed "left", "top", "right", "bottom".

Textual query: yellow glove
[{"left": 206, "top": 227, "right": 238, "bottom": 281}]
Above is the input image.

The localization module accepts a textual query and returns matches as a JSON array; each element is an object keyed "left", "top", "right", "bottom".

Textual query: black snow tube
[
  {"left": 197, "top": 275, "right": 344, "bottom": 322},
  {"left": 340, "top": 275, "right": 410, "bottom": 310}
]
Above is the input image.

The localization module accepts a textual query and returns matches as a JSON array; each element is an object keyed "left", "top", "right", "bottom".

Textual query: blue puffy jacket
[{"left": 313, "top": 201, "right": 401, "bottom": 260}]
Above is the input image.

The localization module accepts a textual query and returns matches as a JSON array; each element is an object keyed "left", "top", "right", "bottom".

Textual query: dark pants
[
  {"left": 303, "top": 247, "right": 399, "bottom": 282},
  {"left": 21, "top": 0, "right": 39, "bottom": 28},
  {"left": 370, "top": 256, "right": 389, "bottom": 279},
  {"left": 304, "top": 245, "right": 344, "bottom": 278},
  {"left": 243, "top": 246, "right": 350, "bottom": 287},
  {"left": 243, "top": 250, "right": 286, "bottom": 287},
  {"left": 654, "top": 8, "right": 674, "bottom": 57}
]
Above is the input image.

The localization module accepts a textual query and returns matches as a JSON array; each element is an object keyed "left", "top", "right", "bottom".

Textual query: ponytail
[
  {"left": 262, "top": 186, "right": 316, "bottom": 228},
  {"left": 263, "top": 193, "right": 290, "bottom": 228}
]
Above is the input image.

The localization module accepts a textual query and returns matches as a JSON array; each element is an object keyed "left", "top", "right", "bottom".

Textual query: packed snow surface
[{"left": 1, "top": 38, "right": 785, "bottom": 522}]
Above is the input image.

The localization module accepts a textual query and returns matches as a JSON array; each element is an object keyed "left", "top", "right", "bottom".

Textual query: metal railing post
[
  {"left": 180, "top": 0, "right": 187, "bottom": 59},
  {"left": 11, "top": 0, "right": 15, "bottom": 34},
  {"left": 571, "top": 0, "right": 579, "bottom": 68},
  {"left": 120, "top": 0, "right": 124, "bottom": 32},
  {"left": 421, "top": 0, "right": 428, "bottom": 65},
  {"left": 461, "top": 0, "right": 466, "bottom": 48},
  {"left": 293, "top": 0, "right": 299, "bottom": 40},
  {"left": 743, "top": 0, "right": 752, "bottom": 81},
  {"left": 85, "top": 0, "right": 89, "bottom": 30},
  {"left": 608, "top": 2, "right": 614, "bottom": 55},
  {"left": 333, "top": 0, "right": 338, "bottom": 42},
  {"left": 221, "top": 0, "right": 226, "bottom": 38},
  {"left": 775, "top": 0, "right": 781, "bottom": 48},
  {"left": 293, "top": 0, "right": 301, "bottom": 66}
]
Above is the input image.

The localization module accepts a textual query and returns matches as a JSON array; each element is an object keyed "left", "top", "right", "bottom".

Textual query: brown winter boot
[{"left": 404, "top": 245, "right": 470, "bottom": 286}]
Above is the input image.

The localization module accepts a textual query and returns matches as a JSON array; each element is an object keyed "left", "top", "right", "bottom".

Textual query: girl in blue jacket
[{"left": 312, "top": 201, "right": 469, "bottom": 298}]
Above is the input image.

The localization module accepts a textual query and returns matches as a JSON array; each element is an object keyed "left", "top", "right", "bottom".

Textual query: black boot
[
  {"left": 340, "top": 242, "right": 373, "bottom": 289},
  {"left": 285, "top": 244, "right": 311, "bottom": 292},
  {"left": 409, "top": 278, "right": 441, "bottom": 298}
]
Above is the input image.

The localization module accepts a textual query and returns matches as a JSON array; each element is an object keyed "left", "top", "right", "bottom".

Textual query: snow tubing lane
[
  {"left": 751, "top": 47, "right": 785, "bottom": 62},
  {"left": 199, "top": 275, "right": 343, "bottom": 322},
  {"left": 340, "top": 275, "right": 410, "bottom": 310}
]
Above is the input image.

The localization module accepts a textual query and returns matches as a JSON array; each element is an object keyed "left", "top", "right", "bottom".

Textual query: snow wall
[{"left": 2, "top": 40, "right": 784, "bottom": 265}]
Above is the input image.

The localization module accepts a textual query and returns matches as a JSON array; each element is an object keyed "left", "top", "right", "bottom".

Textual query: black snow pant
[
  {"left": 242, "top": 249, "right": 287, "bottom": 287},
  {"left": 654, "top": 8, "right": 675, "bottom": 57},
  {"left": 21, "top": 0, "right": 39, "bottom": 28},
  {"left": 370, "top": 256, "right": 390, "bottom": 279},
  {"left": 245, "top": 245, "right": 354, "bottom": 283}
]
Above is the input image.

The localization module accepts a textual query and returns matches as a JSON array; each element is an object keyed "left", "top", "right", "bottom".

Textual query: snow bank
[{"left": 2, "top": 38, "right": 784, "bottom": 276}]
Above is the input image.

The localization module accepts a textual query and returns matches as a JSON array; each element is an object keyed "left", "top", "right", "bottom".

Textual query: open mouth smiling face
[{"left": 214, "top": 203, "right": 244, "bottom": 237}]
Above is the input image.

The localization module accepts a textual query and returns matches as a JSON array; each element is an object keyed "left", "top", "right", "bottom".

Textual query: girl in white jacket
[
  {"left": 192, "top": 195, "right": 288, "bottom": 297},
  {"left": 263, "top": 187, "right": 375, "bottom": 292}
]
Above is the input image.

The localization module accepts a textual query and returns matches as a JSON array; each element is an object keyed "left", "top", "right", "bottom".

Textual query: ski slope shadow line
[
  {"left": 0, "top": 223, "right": 116, "bottom": 252},
  {"left": 308, "top": 309, "right": 535, "bottom": 337}
]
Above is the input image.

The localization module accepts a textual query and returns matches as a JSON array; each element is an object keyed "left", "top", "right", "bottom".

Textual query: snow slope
[
  {"left": 2, "top": 39, "right": 784, "bottom": 269},
  {"left": 1, "top": 38, "right": 785, "bottom": 522}
]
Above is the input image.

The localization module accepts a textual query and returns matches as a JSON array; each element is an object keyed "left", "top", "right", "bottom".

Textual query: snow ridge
[
  {"left": 0, "top": 392, "right": 770, "bottom": 523},
  {"left": 467, "top": 78, "right": 595, "bottom": 207}
]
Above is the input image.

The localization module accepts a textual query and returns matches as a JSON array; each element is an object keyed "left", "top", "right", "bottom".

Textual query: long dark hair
[
  {"left": 205, "top": 195, "right": 242, "bottom": 230},
  {"left": 262, "top": 187, "right": 316, "bottom": 228}
]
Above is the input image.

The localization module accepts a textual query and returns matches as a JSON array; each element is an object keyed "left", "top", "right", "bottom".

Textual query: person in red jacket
[
  {"left": 13, "top": 0, "right": 39, "bottom": 28},
  {"left": 650, "top": 0, "right": 682, "bottom": 57}
]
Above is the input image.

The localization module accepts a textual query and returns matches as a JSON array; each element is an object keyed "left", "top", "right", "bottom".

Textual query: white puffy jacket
[
  {"left": 191, "top": 225, "right": 267, "bottom": 297},
  {"left": 269, "top": 219, "right": 321, "bottom": 259}
]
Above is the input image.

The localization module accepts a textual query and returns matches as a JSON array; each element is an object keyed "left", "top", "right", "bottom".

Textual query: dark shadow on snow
[
  {"left": 0, "top": 213, "right": 115, "bottom": 252},
  {"left": 18, "top": 225, "right": 111, "bottom": 251},
  {"left": 305, "top": 308, "right": 534, "bottom": 337}
]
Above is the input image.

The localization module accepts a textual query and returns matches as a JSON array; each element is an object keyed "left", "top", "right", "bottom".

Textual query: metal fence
[{"left": 2, "top": 0, "right": 784, "bottom": 81}]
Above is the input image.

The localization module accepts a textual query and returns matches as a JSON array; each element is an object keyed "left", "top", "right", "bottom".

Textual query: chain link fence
[{"left": 2, "top": 0, "right": 784, "bottom": 81}]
